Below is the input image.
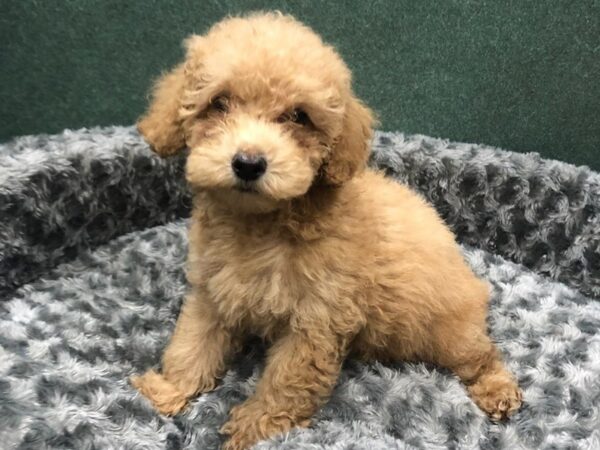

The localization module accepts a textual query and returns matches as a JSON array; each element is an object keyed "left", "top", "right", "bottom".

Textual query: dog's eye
[
  {"left": 291, "top": 109, "right": 310, "bottom": 125},
  {"left": 277, "top": 108, "right": 311, "bottom": 126},
  {"left": 209, "top": 95, "right": 229, "bottom": 113}
]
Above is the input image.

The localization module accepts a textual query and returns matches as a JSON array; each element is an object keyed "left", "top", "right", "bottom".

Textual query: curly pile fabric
[{"left": 1, "top": 127, "right": 599, "bottom": 449}]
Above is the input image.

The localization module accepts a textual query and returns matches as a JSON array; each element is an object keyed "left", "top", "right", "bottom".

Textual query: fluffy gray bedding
[{"left": 1, "top": 127, "right": 599, "bottom": 449}]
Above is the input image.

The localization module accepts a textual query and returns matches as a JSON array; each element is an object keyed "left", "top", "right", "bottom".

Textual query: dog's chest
[{"left": 197, "top": 233, "right": 301, "bottom": 335}]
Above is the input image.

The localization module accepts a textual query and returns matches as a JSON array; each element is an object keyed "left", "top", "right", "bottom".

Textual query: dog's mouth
[{"left": 234, "top": 182, "right": 259, "bottom": 194}]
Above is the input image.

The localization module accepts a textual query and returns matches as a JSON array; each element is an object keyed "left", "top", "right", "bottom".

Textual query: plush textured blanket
[{"left": 1, "top": 127, "right": 599, "bottom": 449}]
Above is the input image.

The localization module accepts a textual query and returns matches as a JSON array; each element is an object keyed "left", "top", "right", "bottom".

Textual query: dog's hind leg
[
  {"left": 131, "top": 289, "right": 236, "bottom": 415},
  {"left": 431, "top": 319, "right": 522, "bottom": 421}
]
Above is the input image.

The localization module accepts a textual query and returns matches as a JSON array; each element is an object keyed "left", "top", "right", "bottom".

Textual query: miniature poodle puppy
[{"left": 131, "top": 12, "right": 522, "bottom": 450}]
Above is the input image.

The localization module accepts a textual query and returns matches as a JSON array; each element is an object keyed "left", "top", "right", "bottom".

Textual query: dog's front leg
[
  {"left": 131, "top": 289, "right": 236, "bottom": 415},
  {"left": 220, "top": 328, "right": 346, "bottom": 450}
]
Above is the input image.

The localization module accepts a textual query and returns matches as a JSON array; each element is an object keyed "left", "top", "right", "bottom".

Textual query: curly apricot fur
[{"left": 131, "top": 12, "right": 522, "bottom": 450}]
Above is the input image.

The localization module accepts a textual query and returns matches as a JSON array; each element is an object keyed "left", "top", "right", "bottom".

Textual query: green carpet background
[{"left": 1, "top": 1, "right": 598, "bottom": 168}]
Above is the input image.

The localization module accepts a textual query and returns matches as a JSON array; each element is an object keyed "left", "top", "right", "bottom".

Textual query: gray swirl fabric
[
  {"left": 1, "top": 127, "right": 599, "bottom": 449},
  {"left": 0, "top": 127, "right": 190, "bottom": 297}
]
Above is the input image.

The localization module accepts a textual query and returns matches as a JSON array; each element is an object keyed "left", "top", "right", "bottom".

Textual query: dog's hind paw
[{"left": 468, "top": 374, "right": 523, "bottom": 421}]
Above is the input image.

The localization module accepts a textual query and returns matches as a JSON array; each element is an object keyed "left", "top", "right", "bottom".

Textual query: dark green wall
[{"left": 2, "top": 1, "right": 598, "bottom": 168}]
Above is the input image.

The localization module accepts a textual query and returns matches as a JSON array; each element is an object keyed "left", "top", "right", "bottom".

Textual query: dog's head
[{"left": 138, "top": 12, "right": 374, "bottom": 213}]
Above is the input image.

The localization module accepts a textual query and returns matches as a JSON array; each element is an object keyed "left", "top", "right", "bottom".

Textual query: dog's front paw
[
  {"left": 220, "top": 400, "right": 309, "bottom": 450},
  {"left": 220, "top": 402, "right": 268, "bottom": 450},
  {"left": 220, "top": 427, "right": 257, "bottom": 450},
  {"left": 130, "top": 369, "right": 188, "bottom": 416}
]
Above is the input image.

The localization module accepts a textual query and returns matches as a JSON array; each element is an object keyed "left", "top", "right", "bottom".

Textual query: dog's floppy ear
[
  {"left": 137, "top": 64, "right": 187, "bottom": 157},
  {"left": 322, "top": 95, "right": 375, "bottom": 185},
  {"left": 137, "top": 36, "right": 205, "bottom": 157}
]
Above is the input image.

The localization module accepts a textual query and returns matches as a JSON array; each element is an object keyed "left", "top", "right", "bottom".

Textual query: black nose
[{"left": 231, "top": 152, "right": 267, "bottom": 182}]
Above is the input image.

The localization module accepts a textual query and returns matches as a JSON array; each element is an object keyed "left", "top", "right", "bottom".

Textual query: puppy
[{"left": 131, "top": 12, "right": 522, "bottom": 450}]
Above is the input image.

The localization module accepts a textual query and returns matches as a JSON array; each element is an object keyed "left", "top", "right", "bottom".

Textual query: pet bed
[{"left": 1, "top": 127, "right": 599, "bottom": 449}]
